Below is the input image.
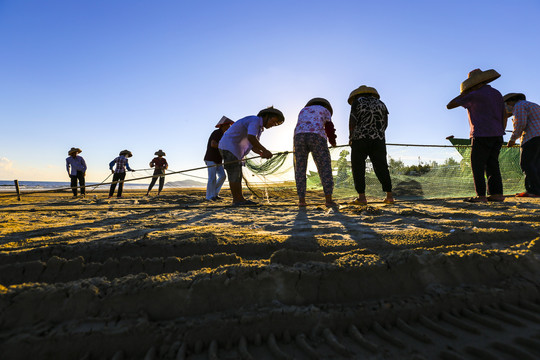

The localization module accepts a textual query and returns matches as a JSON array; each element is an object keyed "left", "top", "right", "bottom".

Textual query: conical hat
[
  {"left": 68, "top": 147, "right": 82, "bottom": 155},
  {"left": 460, "top": 69, "right": 500, "bottom": 94},
  {"left": 119, "top": 150, "right": 133, "bottom": 157},
  {"left": 306, "top": 97, "right": 333, "bottom": 115},
  {"left": 154, "top": 149, "right": 166, "bottom": 156},
  {"left": 215, "top": 116, "right": 234, "bottom": 128},
  {"left": 348, "top": 85, "right": 380, "bottom": 105},
  {"left": 503, "top": 93, "right": 526, "bottom": 102}
]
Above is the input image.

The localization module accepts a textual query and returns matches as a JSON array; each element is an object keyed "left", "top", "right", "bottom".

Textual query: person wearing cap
[
  {"left": 218, "top": 106, "right": 284, "bottom": 206},
  {"left": 504, "top": 93, "right": 540, "bottom": 197},
  {"left": 66, "top": 147, "right": 87, "bottom": 198},
  {"left": 146, "top": 149, "right": 168, "bottom": 196},
  {"left": 447, "top": 69, "right": 506, "bottom": 202},
  {"left": 348, "top": 85, "right": 394, "bottom": 205},
  {"left": 108, "top": 150, "right": 134, "bottom": 198},
  {"left": 294, "top": 98, "right": 337, "bottom": 207},
  {"left": 204, "top": 116, "right": 234, "bottom": 201}
]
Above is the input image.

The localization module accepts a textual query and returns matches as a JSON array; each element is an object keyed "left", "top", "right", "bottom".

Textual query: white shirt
[{"left": 218, "top": 116, "right": 264, "bottom": 160}]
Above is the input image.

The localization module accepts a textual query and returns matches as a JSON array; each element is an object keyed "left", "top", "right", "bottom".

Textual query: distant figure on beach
[
  {"left": 348, "top": 85, "right": 394, "bottom": 205},
  {"left": 294, "top": 98, "right": 337, "bottom": 207},
  {"left": 66, "top": 147, "right": 87, "bottom": 198},
  {"left": 146, "top": 149, "right": 168, "bottom": 196},
  {"left": 204, "top": 116, "right": 234, "bottom": 201},
  {"left": 447, "top": 69, "right": 506, "bottom": 203},
  {"left": 108, "top": 150, "right": 134, "bottom": 198},
  {"left": 218, "top": 107, "right": 284, "bottom": 206},
  {"left": 504, "top": 93, "right": 540, "bottom": 198}
]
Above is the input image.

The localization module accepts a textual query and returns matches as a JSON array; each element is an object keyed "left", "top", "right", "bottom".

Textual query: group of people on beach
[
  {"left": 203, "top": 69, "right": 540, "bottom": 206},
  {"left": 66, "top": 148, "right": 168, "bottom": 199},
  {"left": 66, "top": 68, "right": 540, "bottom": 206}
]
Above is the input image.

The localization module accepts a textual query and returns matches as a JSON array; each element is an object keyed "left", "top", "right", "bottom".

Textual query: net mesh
[{"left": 244, "top": 139, "right": 523, "bottom": 200}]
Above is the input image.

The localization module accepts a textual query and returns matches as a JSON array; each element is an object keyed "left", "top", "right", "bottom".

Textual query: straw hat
[
  {"left": 154, "top": 149, "right": 166, "bottom": 156},
  {"left": 460, "top": 69, "right": 500, "bottom": 94},
  {"left": 503, "top": 93, "right": 526, "bottom": 103},
  {"left": 119, "top": 150, "right": 133, "bottom": 157},
  {"left": 257, "top": 106, "right": 285, "bottom": 125},
  {"left": 348, "top": 85, "right": 380, "bottom": 105},
  {"left": 68, "top": 147, "right": 82, "bottom": 155},
  {"left": 215, "top": 116, "right": 234, "bottom": 128},
  {"left": 306, "top": 97, "right": 333, "bottom": 115}
]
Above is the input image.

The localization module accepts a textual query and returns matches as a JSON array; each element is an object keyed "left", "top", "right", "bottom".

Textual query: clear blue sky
[{"left": 1, "top": 0, "right": 539, "bottom": 182}]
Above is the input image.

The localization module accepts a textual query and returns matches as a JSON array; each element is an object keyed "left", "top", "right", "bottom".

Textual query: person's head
[
  {"left": 68, "top": 147, "right": 82, "bottom": 158},
  {"left": 347, "top": 85, "right": 380, "bottom": 105},
  {"left": 119, "top": 150, "right": 133, "bottom": 158},
  {"left": 503, "top": 93, "right": 526, "bottom": 114},
  {"left": 305, "top": 97, "right": 333, "bottom": 115},
  {"left": 215, "top": 116, "right": 234, "bottom": 132},
  {"left": 154, "top": 149, "right": 166, "bottom": 158},
  {"left": 257, "top": 106, "right": 285, "bottom": 129}
]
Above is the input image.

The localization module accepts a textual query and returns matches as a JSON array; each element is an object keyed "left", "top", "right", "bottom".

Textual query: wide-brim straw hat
[
  {"left": 215, "top": 116, "right": 234, "bottom": 128},
  {"left": 257, "top": 106, "right": 285, "bottom": 125},
  {"left": 503, "top": 92, "right": 526, "bottom": 103},
  {"left": 68, "top": 147, "right": 82, "bottom": 155},
  {"left": 154, "top": 149, "right": 166, "bottom": 156},
  {"left": 119, "top": 150, "right": 133, "bottom": 157},
  {"left": 348, "top": 85, "right": 380, "bottom": 105},
  {"left": 460, "top": 69, "right": 500, "bottom": 94},
  {"left": 305, "top": 97, "right": 333, "bottom": 115}
]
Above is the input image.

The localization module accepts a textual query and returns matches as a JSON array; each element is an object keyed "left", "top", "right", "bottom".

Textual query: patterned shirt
[
  {"left": 66, "top": 155, "right": 87, "bottom": 175},
  {"left": 349, "top": 96, "right": 389, "bottom": 141},
  {"left": 218, "top": 116, "right": 264, "bottom": 160},
  {"left": 453, "top": 84, "right": 505, "bottom": 138},
  {"left": 109, "top": 155, "right": 132, "bottom": 173},
  {"left": 510, "top": 100, "right": 540, "bottom": 145},
  {"left": 294, "top": 105, "right": 332, "bottom": 140}
]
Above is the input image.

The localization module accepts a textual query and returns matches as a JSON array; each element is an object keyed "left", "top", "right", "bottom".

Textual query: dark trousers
[
  {"left": 70, "top": 171, "right": 85, "bottom": 196},
  {"left": 470, "top": 136, "right": 503, "bottom": 196},
  {"left": 521, "top": 136, "right": 540, "bottom": 195},
  {"left": 148, "top": 169, "right": 165, "bottom": 193},
  {"left": 351, "top": 139, "right": 392, "bottom": 194},
  {"left": 109, "top": 172, "right": 126, "bottom": 197}
]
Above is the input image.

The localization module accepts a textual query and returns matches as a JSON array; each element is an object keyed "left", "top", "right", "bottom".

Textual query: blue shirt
[
  {"left": 218, "top": 116, "right": 264, "bottom": 160},
  {"left": 66, "top": 156, "right": 87, "bottom": 175},
  {"left": 109, "top": 155, "right": 132, "bottom": 173}
]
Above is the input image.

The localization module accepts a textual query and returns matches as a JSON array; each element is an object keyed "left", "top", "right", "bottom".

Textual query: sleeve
[
  {"left": 247, "top": 118, "right": 261, "bottom": 137},
  {"left": 324, "top": 121, "right": 337, "bottom": 146},
  {"left": 109, "top": 159, "right": 116, "bottom": 170},
  {"left": 510, "top": 103, "right": 528, "bottom": 142},
  {"left": 349, "top": 109, "right": 357, "bottom": 140},
  {"left": 125, "top": 160, "right": 133, "bottom": 171},
  {"left": 149, "top": 158, "right": 155, "bottom": 168},
  {"left": 81, "top": 157, "right": 87, "bottom": 172},
  {"left": 66, "top": 158, "right": 70, "bottom": 173}
]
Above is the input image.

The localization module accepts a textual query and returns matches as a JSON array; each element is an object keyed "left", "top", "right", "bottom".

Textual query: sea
[{"left": 0, "top": 180, "right": 148, "bottom": 192}]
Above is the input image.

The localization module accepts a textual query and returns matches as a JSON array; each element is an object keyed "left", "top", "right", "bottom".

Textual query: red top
[{"left": 150, "top": 157, "right": 168, "bottom": 170}]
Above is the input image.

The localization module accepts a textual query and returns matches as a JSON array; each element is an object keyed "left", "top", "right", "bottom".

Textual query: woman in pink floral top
[{"left": 294, "top": 97, "right": 337, "bottom": 207}]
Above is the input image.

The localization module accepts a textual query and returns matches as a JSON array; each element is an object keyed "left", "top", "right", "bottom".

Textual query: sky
[{"left": 1, "top": 0, "right": 540, "bottom": 183}]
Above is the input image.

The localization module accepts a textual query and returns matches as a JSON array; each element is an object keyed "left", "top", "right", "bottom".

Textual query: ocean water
[{"left": 0, "top": 180, "right": 148, "bottom": 191}]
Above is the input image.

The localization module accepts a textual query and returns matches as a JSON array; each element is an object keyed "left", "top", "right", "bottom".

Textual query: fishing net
[{"left": 243, "top": 139, "right": 524, "bottom": 201}]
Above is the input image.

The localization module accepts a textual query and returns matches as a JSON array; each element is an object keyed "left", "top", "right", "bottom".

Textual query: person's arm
[
  {"left": 164, "top": 160, "right": 168, "bottom": 170},
  {"left": 66, "top": 159, "right": 70, "bottom": 175},
  {"left": 109, "top": 159, "right": 116, "bottom": 173},
  {"left": 126, "top": 160, "right": 133, "bottom": 172},
  {"left": 348, "top": 111, "right": 357, "bottom": 144},
  {"left": 210, "top": 140, "right": 219, "bottom": 148},
  {"left": 325, "top": 121, "right": 337, "bottom": 147},
  {"left": 509, "top": 103, "right": 527, "bottom": 146},
  {"left": 81, "top": 157, "right": 87, "bottom": 176},
  {"left": 247, "top": 134, "right": 272, "bottom": 159},
  {"left": 149, "top": 159, "right": 155, "bottom": 168}
]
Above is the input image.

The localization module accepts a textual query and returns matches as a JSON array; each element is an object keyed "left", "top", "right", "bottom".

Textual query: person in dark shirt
[
  {"left": 447, "top": 69, "right": 506, "bottom": 202},
  {"left": 348, "top": 85, "right": 394, "bottom": 205},
  {"left": 204, "top": 116, "right": 234, "bottom": 200},
  {"left": 146, "top": 149, "right": 168, "bottom": 196}
]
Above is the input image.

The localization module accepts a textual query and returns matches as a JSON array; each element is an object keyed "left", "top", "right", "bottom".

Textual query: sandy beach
[{"left": 1, "top": 188, "right": 540, "bottom": 359}]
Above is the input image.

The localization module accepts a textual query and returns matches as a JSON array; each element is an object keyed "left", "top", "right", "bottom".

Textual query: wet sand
[{"left": 1, "top": 188, "right": 540, "bottom": 359}]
